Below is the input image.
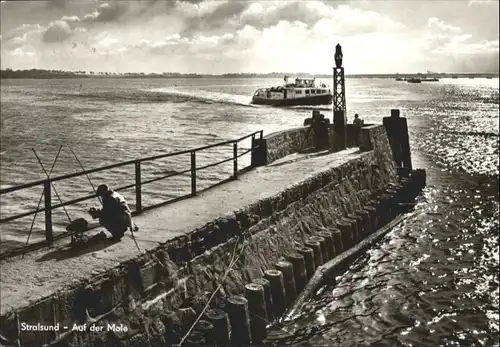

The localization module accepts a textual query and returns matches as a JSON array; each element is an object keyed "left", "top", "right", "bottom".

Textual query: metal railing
[{"left": 0, "top": 130, "right": 263, "bottom": 248}]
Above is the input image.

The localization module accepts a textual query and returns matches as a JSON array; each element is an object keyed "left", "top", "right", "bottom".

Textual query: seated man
[{"left": 89, "top": 184, "right": 135, "bottom": 240}]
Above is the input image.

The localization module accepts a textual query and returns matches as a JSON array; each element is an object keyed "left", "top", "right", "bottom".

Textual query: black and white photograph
[{"left": 0, "top": 0, "right": 498, "bottom": 346}]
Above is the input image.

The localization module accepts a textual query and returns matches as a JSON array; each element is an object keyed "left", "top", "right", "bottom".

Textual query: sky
[{"left": 1, "top": 0, "right": 499, "bottom": 74}]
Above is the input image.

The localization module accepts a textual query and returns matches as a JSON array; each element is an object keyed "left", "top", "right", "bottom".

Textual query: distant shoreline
[{"left": 1, "top": 69, "right": 498, "bottom": 79}]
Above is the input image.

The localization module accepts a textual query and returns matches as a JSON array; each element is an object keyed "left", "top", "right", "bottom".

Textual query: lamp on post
[{"left": 334, "top": 43, "right": 343, "bottom": 69}]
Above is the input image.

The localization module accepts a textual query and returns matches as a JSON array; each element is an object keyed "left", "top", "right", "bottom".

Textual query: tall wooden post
[
  {"left": 383, "top": 109, "right": 413, "bottom": 176},
  {"left": 135, "top": 160, "right": 142, "bottom": 213}
]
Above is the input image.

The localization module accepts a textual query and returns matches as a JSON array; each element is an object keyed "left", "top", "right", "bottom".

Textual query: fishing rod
[
  {"left": 67, "top": 146, "right": 141, "bottom": 252},
  {"left": 67, "top": 146, "right": 102, "bottom": 206},
  {"left": 23, "top": 145, "right": 64, "bottom": 257},
  {"left": 32, "top": 148, "right": 72, "bottom": 224}
]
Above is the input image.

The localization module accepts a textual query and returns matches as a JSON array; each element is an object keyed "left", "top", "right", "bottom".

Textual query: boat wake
[
  {"left": 145, "top": 87, "right": 259, "bottom": 108},
  {"left": 54, "top": 88, "right": 259, "bottom": 108},
  {"left": 287, "top": 105, "right": 333, "bottom": 112}
]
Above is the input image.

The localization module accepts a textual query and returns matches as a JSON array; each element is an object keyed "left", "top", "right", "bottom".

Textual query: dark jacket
[{"left": 102, "top": 190, "right": 130, "bottom": 216}]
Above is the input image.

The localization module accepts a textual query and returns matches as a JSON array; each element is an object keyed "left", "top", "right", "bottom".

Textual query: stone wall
[
  {"left": 0, "top": 124, "right": 408, "bottom": 347},
  {"left": 263, "top": 123, "right": 372, "bottom": 165},
  {"left": 264, "top": 126, "right": 315, "bottom": 164}
]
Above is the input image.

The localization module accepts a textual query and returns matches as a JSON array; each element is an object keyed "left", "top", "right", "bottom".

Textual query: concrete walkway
[{"left": 0, "top": 148, "right": 362, "bottom": 316}]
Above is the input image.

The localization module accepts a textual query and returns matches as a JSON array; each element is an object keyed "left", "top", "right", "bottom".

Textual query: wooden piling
[
  {"left": 194, "top": 320, "right": 214, "bottom": 345},
  {"left": 387, "top": 188, "right": 398, "bottom": 200},
  {"left": 389, "top": 183, "right": 403, "bottom": 212},
  {"left": 225, "top": 295, "right": 251, "bottom": 346},
  {"left": 336, "top": 219, "right": 353, "bottom": 249},
  {"left": 264, "top": 269, "right": 286, "bottom": 317},
  {"left": 346, "top": 216, "right": 359, "bottom": 243},
  {"left": 317, "top": 231, "right": 335, "bottom": 260},
  {"left": 379, "top": 193, "right": 393, "bottom": 225},
  {"left": 245, "top": 283, "right": 268, "bottom": 344},
  {"left": 412, "top": 168, "right": 426, "bottom": 190},
  {"left": 297, "top": 247, "right": 315, "bottom": 280},
  {"left": 374, "top": 196, "right": 386, "bottom": 226},
  {"left": 275, "top": 260, "right": 296, "bottom": 308},
  {"left": 304, "top": 239, "right": 323, "bottom": 269},
  {"left": 357, "top": 210, "right": 371, "bottom": 238},
  {"left": 310, "top": 235, "right": 327, "bottom": 264},
  {"left": 389, "top": 182, "right": 403, "bottom": 199},
  {"left": 356, "top": 213, "right": 364, "bottom": 238},
  {"left": 363, "top": 205, "right": 377, "bottom": 232},
  {"left": 205, "top": 309, "right": 230, "bottom": 346},
  {"left": 285, "top": 252, "right": 307, "bottom": 293},
  {"left": 384, "top": 191, "right": 398, "bottom": 219},
  {"left": 330, "top": 228, "right": 344, "bottom": 255},
  {"left": 399, "top": 177, "right": 412, "bottom": 202},
  {"left": 253, "top": 278, "right": 274, "bottom": 322},
  {"left": 366, "top": 200, "right": 380, "bottom": 228},
  {"left": 346, "top": 214, "right": 361, "bottom": 242},
  {"left": 185, "top": 331, "right": 205, "bottom": 347}
]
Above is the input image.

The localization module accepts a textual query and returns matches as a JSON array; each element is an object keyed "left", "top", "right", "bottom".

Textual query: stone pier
[{"left": 0, "top": 116, "right": 425, "bottom": 347}]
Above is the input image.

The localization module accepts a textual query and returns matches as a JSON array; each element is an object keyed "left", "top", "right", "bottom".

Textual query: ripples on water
[
  {"left": 273, "top": 163, "right": 499, "bottom": 346},
  {"left": 1, "top": 77, "right": 498, "bottom": 345}
]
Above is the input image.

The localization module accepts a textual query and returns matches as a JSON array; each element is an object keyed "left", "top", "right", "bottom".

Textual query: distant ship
[
  {"left": 421, "top": 77, "right": 439, "bottom": 82},
  {"left": 251, "top": 76, "right": 333, "bottom": 106},
  {"left": 406, "top": 78, "right": 422, "bottom": 83}
]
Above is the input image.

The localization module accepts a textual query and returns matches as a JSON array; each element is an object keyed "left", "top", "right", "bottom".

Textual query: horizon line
[{"left": 1, "top": 69, "right": 499, "bottom": 76}]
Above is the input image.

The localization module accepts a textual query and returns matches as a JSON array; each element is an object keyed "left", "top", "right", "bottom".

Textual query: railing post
[
  {"left": 233, "top": 142, "right": 238, "bottom": 178},
  {"left": 191, "top": 151, "right": 196, "bottom": 196},
  {"left": 44, "top": 179, "right": 53, "bottom": 243},
  {"left": 135, "top": 160, "right": 142, "bottom": 213}
]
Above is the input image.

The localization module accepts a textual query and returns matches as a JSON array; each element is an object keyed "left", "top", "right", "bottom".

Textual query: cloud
[
  {"left": 42, "top": 20, "right": 73, "bottom": 43},
  {"left": 11, "top": 33, "right": 27, "bottom": 44},
  {"left": 11, "top": 48, "right": 36, "bottom": 57},
  {"left": 61, "top": 15, "right": 80, "bottom": 22},
  {"left": 178, "top": 1, "right": 405, "bottom": 38},
  {"left": 180, "top": 1, "right": 251, "bottom": 36},
  {"left": 427, "top": 17, "right": 461, "bottom": 33},
  {"left": 83, "top": 2, "right": 129, "bottom": 23},
  {"left": 79, "top": 0, "right": 196, "bottom": 25},
  {"left": 3, "top": 24, "right": 43, "bottom": 41},
  {"left": 238, "top": 2, "right": 323, "bottom": 31}
]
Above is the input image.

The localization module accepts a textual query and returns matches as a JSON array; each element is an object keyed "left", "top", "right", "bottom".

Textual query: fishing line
[
  {"left": 67, "top": 146, "right": 102, "bottom": 206},
  {"left": 177, "top": 233, "right": 245, "bottom": 347},
  {"left": 32, "top": 148, "right": 72, "bottom": 224},
  {"left": 23, "top": 145, "right": 63, "bottom": 257}
]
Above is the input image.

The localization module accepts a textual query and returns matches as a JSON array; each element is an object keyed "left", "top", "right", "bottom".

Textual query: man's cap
[{"left": 96, "top": 184, "right": 109, "bottom": 196}]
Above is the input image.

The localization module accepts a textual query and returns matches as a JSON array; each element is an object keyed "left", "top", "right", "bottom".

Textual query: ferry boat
[{"left": 251, "top": 76, "right": 333, "bottom": 106}]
